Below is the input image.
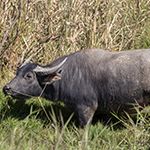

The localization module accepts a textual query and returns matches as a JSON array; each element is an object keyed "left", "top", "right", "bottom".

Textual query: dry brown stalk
[{"left": 0, "top": 0, "right": 150, "bottom": 75}]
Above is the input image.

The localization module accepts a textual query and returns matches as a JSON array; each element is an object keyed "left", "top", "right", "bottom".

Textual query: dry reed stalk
[{"left": 0, "top": 0, "right": 150, "bottom": 75}]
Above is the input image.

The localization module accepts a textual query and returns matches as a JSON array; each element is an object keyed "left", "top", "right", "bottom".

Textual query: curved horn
[
  {"left": 33, "top": 57, "right": 67, "bottom": 76},
  {"left": 20, "top": 53, "right": 35, "bottom": 68}
]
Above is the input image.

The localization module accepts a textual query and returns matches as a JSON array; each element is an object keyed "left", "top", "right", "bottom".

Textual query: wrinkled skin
[{"left": 3, "top": 49, "right": 150, "bottom": 128}]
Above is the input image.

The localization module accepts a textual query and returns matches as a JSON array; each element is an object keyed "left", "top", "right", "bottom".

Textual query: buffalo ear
[{"left": 41, "top": 73, "right": 62, "bottom": 84}]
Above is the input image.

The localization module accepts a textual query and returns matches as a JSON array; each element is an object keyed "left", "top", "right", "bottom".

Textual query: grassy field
[
  {"left": 0, "top": 88, "right": 150, "bottom": 150},
  {"left": 0, "top": 0, "right": 150, "bottom": 149}
]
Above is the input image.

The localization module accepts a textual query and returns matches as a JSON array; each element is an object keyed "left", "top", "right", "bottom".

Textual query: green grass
[{"left": 0, "top": 89, "right": 150, "bottom": 150}]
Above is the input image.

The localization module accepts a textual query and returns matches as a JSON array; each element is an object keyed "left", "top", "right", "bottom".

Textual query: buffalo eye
[{"left": 24, "top": 72, "right": 34, "bottom": 81}]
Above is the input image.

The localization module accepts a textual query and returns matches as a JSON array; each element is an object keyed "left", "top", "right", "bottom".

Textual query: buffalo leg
[{"left": 76, "top": 104, "right": 97, "bottom": 128}]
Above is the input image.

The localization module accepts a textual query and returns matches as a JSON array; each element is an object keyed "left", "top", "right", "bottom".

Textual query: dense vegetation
[
  {"left": 0, "top": 89, "right": 150, "bottom": 149},
  {"left": 0, "top": 0, "right": 150, "bottom": 149}
]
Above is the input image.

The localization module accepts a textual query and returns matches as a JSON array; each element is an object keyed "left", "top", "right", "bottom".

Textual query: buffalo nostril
[{"left": 3, "top": 85, "right": 11, "bottom": 94}]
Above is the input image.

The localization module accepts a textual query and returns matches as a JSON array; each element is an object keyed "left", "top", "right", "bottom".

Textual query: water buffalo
[{"left": 3, "top": 49, "right": 150, "bottom": 127}]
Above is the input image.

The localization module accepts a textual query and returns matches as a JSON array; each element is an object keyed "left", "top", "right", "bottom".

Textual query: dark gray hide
[{"left": 3, "top": 49, "right": 150, "bottom": 127}]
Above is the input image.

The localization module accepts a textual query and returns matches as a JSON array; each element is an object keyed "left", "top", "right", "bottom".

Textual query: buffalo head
[{"left": 3, "top": 55, "right": 67, "bottom": 99}]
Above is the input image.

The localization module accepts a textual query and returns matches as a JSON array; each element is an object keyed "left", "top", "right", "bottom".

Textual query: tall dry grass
[{"left": 0, "top": 0, "right": 150, "bottom": 75}]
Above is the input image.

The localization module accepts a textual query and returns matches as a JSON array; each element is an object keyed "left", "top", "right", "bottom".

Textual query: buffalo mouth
[
  {"left": 3, "top": 85, "right": 30, "bottom": 100},
  {"left": 4, "top": 91, "right": 29, "bottom": 100}
]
